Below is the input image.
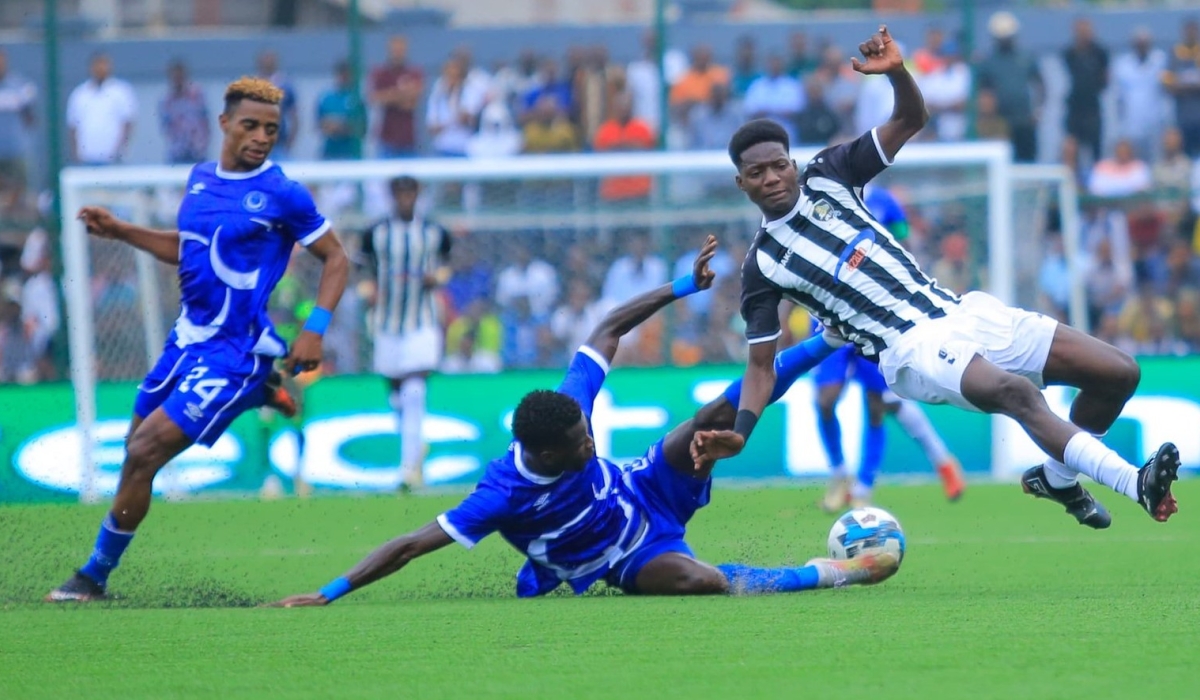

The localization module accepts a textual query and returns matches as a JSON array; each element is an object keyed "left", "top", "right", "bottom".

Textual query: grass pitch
[{"left": 1, "top": 481, "right": 1198, "bottom": 699}]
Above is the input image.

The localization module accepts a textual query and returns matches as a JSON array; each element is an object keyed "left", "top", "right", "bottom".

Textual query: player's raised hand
[
  {"left": 77, "top": 206, "right": 125, "bottom": 240},
  {"left": 285, "top": 331, "right": 324, "bottom": 376},
  {"left": 690, "top": 429, "right": 746, "bottom": 473},
  {"left": 851, "top": 25, "right": 904, "bottom": 75},
  {"left": 693, "top": 234, "right": 719, "bottom": 291},
  {"left": 265, "top": 593, "right": 329, "bottom": 608}
]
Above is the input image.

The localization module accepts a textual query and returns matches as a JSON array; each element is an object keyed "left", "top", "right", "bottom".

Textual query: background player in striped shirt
[
  {"left": 814, "top": 185, "right": 964, "bottom": 511},
  {"left": 361, "top": 176, "right": 451, "bottom": 490},
  {"left": 48, "top": 77, "right": 349, "bottom": 601},
  {"left": 270, "top": 237, "right": 897, "bottom": 606},
  {"left": 694, "top": 26, "right": 1180, "bottom": 531}
]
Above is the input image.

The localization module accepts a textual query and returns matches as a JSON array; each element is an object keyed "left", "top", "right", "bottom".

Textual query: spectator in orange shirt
[
  {"left": 669, "top": 45, "right": 730, "bottom": 120},
  {"left": 593, "top": 93, "right": 656, "bottom": 203}
]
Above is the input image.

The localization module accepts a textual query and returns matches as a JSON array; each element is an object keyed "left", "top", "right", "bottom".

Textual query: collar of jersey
[
  {"left": 762, "top": 196, "right": 804, "bottom": 228},
  {"left": 512, "top": 442, "right": 562, "bottom": 485},
  {"left": 215, "top": 160, "right": 274, "bottom": 180}
]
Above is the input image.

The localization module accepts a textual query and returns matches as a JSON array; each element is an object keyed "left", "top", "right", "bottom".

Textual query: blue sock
[
  {"left": 817, "top": 410, "right": 845, "bottom": 469},
  {"left": 858, "top": 421, "right": 886, "bottom": 489},
  {"left": 723, "top": 335, "right": 837, "bottom": 407},
  {"left": 717, "top": 563, "right": 821, "bottom": 594},
  {"left": 79, "top": 514, "right": 135, "bottom": 587}
]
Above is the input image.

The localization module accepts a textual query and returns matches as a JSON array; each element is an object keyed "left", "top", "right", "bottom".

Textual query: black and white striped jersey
[
  {"left": 740, "top": 127, "right": 960, "bottom": 357},
  {"left": 362, "top": 216, "right": 452, "bottom": 336}
]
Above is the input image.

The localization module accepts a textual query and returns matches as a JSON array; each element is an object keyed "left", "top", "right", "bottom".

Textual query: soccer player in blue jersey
[
  {"left": 271, "top": 237, "right": 898, "bottom": 605},
  {"left": 48, "top": 77, "right": 349, "bottom": 602},
  {"left": 813, "top": 185, "right": 964, "bottom": 511}
]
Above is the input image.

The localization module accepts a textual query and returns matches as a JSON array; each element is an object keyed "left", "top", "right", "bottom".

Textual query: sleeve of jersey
[
  {"left": 436, "top": 482, "right": 509, "bottom": 549},
  {"left": 555, "top": 346, "right": 610, "bottom": 418},
  {"left": 282, "top": 181, "right": 332, "bottom": 247},
  {"left": 811, "top": 128, "right": 892, "bottom": 188},
  {"left": 741, "top": 254, "right": 783, "bottom": 345}
]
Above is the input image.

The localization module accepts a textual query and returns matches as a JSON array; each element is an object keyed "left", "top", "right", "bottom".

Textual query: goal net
[{"left": 60, "top": 142, "right": 1077, "bottom": 499}]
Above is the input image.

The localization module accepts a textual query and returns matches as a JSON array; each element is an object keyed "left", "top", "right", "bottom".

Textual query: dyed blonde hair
[{"left": 223, "top": 76, "right": 283, "bottom": 113}]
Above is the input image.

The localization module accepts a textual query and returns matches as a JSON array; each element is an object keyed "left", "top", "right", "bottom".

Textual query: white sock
[
  {"left": 399, "top": 377, "right": 427, "bottom": 475},
  {"left": 829, "top": 464, "right": 847, "bottom": 479},
  {"left": 850, "top": 481, "right": 872, "bottom": 501},
  {"left": 1042, "top": 458, "right": 1077, "bottom": 489},
  {"left": 892, "top": 400, "right": 951, "bottom": 466},
  {"left": 1062, "top": 432, "right": 1140, "bottom": 501}
]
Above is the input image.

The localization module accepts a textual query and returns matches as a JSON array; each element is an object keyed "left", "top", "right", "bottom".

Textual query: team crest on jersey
[
  {"left": 242, "top": 191, "right": 268, "bottom": 213},
  {"left": 811, "top": 200, "right": 835, "bottom": 222}
]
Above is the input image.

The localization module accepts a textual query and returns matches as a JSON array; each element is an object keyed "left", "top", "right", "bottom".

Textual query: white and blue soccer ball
[{"left": 827, "top": 507, "right": 906, "bottom": 563}]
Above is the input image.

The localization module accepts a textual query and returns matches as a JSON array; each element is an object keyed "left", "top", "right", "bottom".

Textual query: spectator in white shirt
[
  {"left": 66, "top": 53, "right": 136, "bottom": 165},
  {"left": 18, "top": 228, "right": 58, "bottom": 381},
  {"left": 495, "top": 241, "right": 559, "bottom": 316},
  {"left": 427, "top": 57, "right": 483, "bottom": 157},
  {"left": 602, "top": 231, "right": 667, "bottom": 305},
  {"left": 627, "top": 30, "right": 688, "bottom": 133},
  {"left": 1088, "top": 138, "right": 1153, "bottom": 198},
  {"left": 550, "top": 279, "right": 608, "bottom": 362},
  {"left": 1113, "top": 27, "right": 1169, "bottom": 163},
  {"left": 743, "top": 54, "right": 805, "bottom": 145},
  {"left": 920, "top": 42, "right": 971, "bottom": 141}
]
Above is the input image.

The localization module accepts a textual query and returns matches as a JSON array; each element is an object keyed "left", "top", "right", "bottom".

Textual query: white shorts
[
  {"left": 877, "top": 291, "right": 1059, "bottom": 412},
  {"left": 373, "top": 327, "right": 443, "bottom": 378}
]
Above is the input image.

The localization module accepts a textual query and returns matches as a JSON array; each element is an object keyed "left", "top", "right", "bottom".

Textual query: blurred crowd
[{"left": 7, "top": 10, "right": 1200, "bottom": 382}]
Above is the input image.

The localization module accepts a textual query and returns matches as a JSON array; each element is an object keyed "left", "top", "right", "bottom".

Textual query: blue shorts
[
  {"left": 134, "top": 344, "right": 273, "bottom": 447},
  {"left": 814, "top": 346, "right": 890, "bottom": 394},
  {"left": 607, "top": 439, "right": 712, "bottom": 593}
]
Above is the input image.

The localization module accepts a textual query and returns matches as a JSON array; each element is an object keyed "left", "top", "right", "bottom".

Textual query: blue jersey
[
  {"left": 864, "top": 187, "right": 906, "bottom": 237},
  {"left": 172, "top": 160, "right": 330, "bottom": 357},
  {"left": 437, "top": 347, "right": 653, "bottom": 597}
]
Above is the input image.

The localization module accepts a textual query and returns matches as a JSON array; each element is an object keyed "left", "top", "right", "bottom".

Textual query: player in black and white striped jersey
[
  {"left": 690, "top": 25, "right": 1181, "bottom": 530},
  {"left": 362, "top": 176, "right": 451, "bottom": 490}
]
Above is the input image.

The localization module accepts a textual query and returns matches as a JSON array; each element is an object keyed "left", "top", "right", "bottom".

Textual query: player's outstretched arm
[
  {"left": 78, "top": 206, "right": 180, "bottom": 265},
  {"left": 269, "top": 521, "right": 453, "bottom": 607},
  {"left": 584, "top": 234, "right": 717, "bottom": 365},
  {"left": 691, "top": 336, "right": 777, "bottom": 470},
  {"left": 851, "top": 25, "right": 928, "bottom": 161},
  {"left": 285, "top": 231, "right": 350, "bottom": 375}
]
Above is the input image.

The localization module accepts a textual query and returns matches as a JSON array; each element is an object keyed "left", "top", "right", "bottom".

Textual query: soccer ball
[{"left": 827, "top": 507, "right": 906, "bottom": 563}]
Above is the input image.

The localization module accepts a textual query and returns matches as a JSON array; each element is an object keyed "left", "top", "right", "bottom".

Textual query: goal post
[{"left": 60, "top": 140, "right": 1075, "bottom": 499}]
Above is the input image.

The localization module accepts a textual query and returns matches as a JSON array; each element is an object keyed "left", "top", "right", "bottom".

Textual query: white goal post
[{"left": 60, "top": 141, "right": 1078, "bottom": 501}]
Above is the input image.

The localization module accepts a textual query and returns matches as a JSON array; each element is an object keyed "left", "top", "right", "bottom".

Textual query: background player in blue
[
  {"left": 48, "top": 77, "right": 349, "bottom": 602},
  {"left": 270, "top": 237, "right": 898, "bottom": 606},
  {"left": 813, "top": 185, "right": 965, "bottom": 511}
]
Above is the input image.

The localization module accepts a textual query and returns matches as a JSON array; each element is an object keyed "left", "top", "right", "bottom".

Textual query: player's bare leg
[
  {"left": 634, "top": 553, "right": 730, "bottom": 594},
  {"left": 110, "top": 409, "right": 194, "bottom": 529},
  {"left": 632, "top": 550, "right": 897, "bottom": 596},
  {"left": 47, "top": 409, "right": 193, "bottom": 601},
  {"left": 959, "top": 355, "right": 1178, "bottom": 527},
  {"left": 1041, "top": 325, "right": 1140, "bottom": 434},
  {"left": 816, "top": 382, "right": 852, "bottom": 511}
]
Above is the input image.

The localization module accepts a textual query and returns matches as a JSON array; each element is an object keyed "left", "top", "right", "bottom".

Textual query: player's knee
[
  {"left": 124, "top": 432, "right": 170, "bottom": 478},
  {"left": 1108, "top": 353, "right": 1140, "bottom": 398}
]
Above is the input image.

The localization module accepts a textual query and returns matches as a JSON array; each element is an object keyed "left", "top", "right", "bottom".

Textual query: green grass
[{"left": 2, "top": 482, "right": 1198, "bottom": 699}]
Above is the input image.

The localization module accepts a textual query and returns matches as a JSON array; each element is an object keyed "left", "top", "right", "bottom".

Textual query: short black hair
[
  {"left": 390, "top": 175, "right": 419, "bottom": 193},
  {"left": 512, "top": 390, "right": 582, "bottom": 451},
  {"left": 728, "top": 118, "right": 790, "bottom": 168}
]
